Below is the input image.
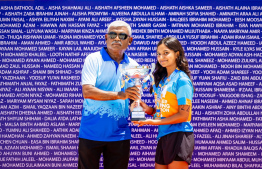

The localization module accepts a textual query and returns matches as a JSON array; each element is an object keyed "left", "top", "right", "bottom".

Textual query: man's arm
[{"left": 82, "top": 84, "right": 140, "bottom": 101}]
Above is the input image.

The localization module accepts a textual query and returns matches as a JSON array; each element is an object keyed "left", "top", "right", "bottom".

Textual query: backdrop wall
[{"left": 0, "top": 0, "right": 262, "bottom": 168}]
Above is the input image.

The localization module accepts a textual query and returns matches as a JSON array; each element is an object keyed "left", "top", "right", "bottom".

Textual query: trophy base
[{"left": 131, "top": 111, "right": 146, "bottom": 121}]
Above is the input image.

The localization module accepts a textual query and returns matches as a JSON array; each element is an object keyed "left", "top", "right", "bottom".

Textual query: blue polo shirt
[{"left": 79, "top": 47, "right": 138, "bottom": 141}]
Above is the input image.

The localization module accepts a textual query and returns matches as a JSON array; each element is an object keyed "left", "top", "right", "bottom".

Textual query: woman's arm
[{"left": 132, "top": 105, "right": 190, "bottom": 126}]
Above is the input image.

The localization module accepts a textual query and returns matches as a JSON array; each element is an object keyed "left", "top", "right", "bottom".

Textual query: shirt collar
[{"left": 100, "top": 47, "right": 130, "bottom": 64}]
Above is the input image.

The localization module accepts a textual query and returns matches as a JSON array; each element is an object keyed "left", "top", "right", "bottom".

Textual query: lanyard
[{"left": 154, "top": 68, "right": 180, "bottom": 119}]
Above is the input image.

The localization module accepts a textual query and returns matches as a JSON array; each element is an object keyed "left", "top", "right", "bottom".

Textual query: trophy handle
[
  {"left": 142, "top": 63, "right": 155, "bottom": 85},
  {"left": 150, "top": 63, "right": 155, "bottom": 74}
]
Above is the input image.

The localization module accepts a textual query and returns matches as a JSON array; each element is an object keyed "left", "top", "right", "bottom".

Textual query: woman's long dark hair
[{"left": 150, "top": 37, "right": 194, "bottom": 93}]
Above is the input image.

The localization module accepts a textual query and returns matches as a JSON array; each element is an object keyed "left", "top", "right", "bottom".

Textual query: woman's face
[{"left": 157, "top": 44, "right": 178, "bottom": 69}]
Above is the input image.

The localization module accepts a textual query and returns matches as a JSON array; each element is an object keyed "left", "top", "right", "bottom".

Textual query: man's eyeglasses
[{"left": 108, "top": 32, "right": 130, "bottom": 40}]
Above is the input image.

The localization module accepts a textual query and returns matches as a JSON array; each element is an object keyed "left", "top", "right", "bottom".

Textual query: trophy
[{"left": 120, "top": 63, "right": 155, "bottom": 121}]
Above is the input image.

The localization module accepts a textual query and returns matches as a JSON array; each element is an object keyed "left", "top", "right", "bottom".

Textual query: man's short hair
[{"left": 107, "top": 21, "right": 132, "bottom": 36}]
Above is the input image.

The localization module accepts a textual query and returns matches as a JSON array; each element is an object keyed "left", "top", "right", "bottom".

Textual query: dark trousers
[{"left": 78, "top": 138, "right": 130, "bottom": 169}]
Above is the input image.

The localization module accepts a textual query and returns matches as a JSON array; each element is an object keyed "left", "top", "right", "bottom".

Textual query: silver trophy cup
[{"left": 120, "top": 63, "right": 155, "bottom": 121}]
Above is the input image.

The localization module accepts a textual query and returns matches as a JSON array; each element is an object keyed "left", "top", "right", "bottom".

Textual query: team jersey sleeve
[
  {"left": 81, "top": 55, "right": 98, "bottom": 86},
  {"left": 176, "top": 77, "right": 193, "bottom": 105}
]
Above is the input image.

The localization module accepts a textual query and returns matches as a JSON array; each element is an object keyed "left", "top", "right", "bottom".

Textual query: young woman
[{"left": 132, "top": 37, "right": 194, "bottom": 169}]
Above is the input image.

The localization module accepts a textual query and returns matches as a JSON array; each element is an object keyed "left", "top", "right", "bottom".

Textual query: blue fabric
[
  {"left": 100, "top": 47, "right": 130, "bottom": 73},
  {"left": 152, "top": 71, "right": 194, "bottom": 140},
  {"left": 80, "top": 47, "right": 138, "bottom": 141}
]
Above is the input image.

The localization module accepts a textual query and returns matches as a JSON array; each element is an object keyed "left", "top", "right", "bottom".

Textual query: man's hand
[{"left": 118, "top": 86, "right": 140, "bottom": 100}]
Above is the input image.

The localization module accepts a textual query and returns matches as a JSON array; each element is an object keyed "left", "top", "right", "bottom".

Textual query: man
[{"left": 78, "top": 21, "right": 139, "bottom": 169}]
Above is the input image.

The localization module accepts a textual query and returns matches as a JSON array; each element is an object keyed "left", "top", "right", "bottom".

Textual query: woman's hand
[
  {"left": 129, "top": 101, "right": 138, "bottom": 112},
  {"left": 130, "top": 100, "right": 152, "bottom": 114},
  {"left": 139, "top": 100, "right": 152, "bottom": 114},
  {"left": 137, "top": 100, "right": 155, "bottom": 115},
  {"left": 132, "top": 119, "right": 154, "bottom": 127}
]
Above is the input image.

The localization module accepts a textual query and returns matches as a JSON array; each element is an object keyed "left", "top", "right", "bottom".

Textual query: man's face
[{"left": 105, "top": 26, "right": 132, "bottom": 52}]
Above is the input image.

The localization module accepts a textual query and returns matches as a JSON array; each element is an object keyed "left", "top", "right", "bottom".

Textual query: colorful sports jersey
[
  {"left": 79, "top": 47, "right": 138, "bottom": 141},
  {"left": 153, "top": 70, "right": 194, "bottom": 140}
]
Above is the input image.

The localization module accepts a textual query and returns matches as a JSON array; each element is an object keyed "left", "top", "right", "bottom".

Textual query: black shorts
[
  {"left": 155, "top": 132, "right": 194, "bottom": 165},
  {"left": 78, "top": 138, "right": 130, "bottom": 169}
]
